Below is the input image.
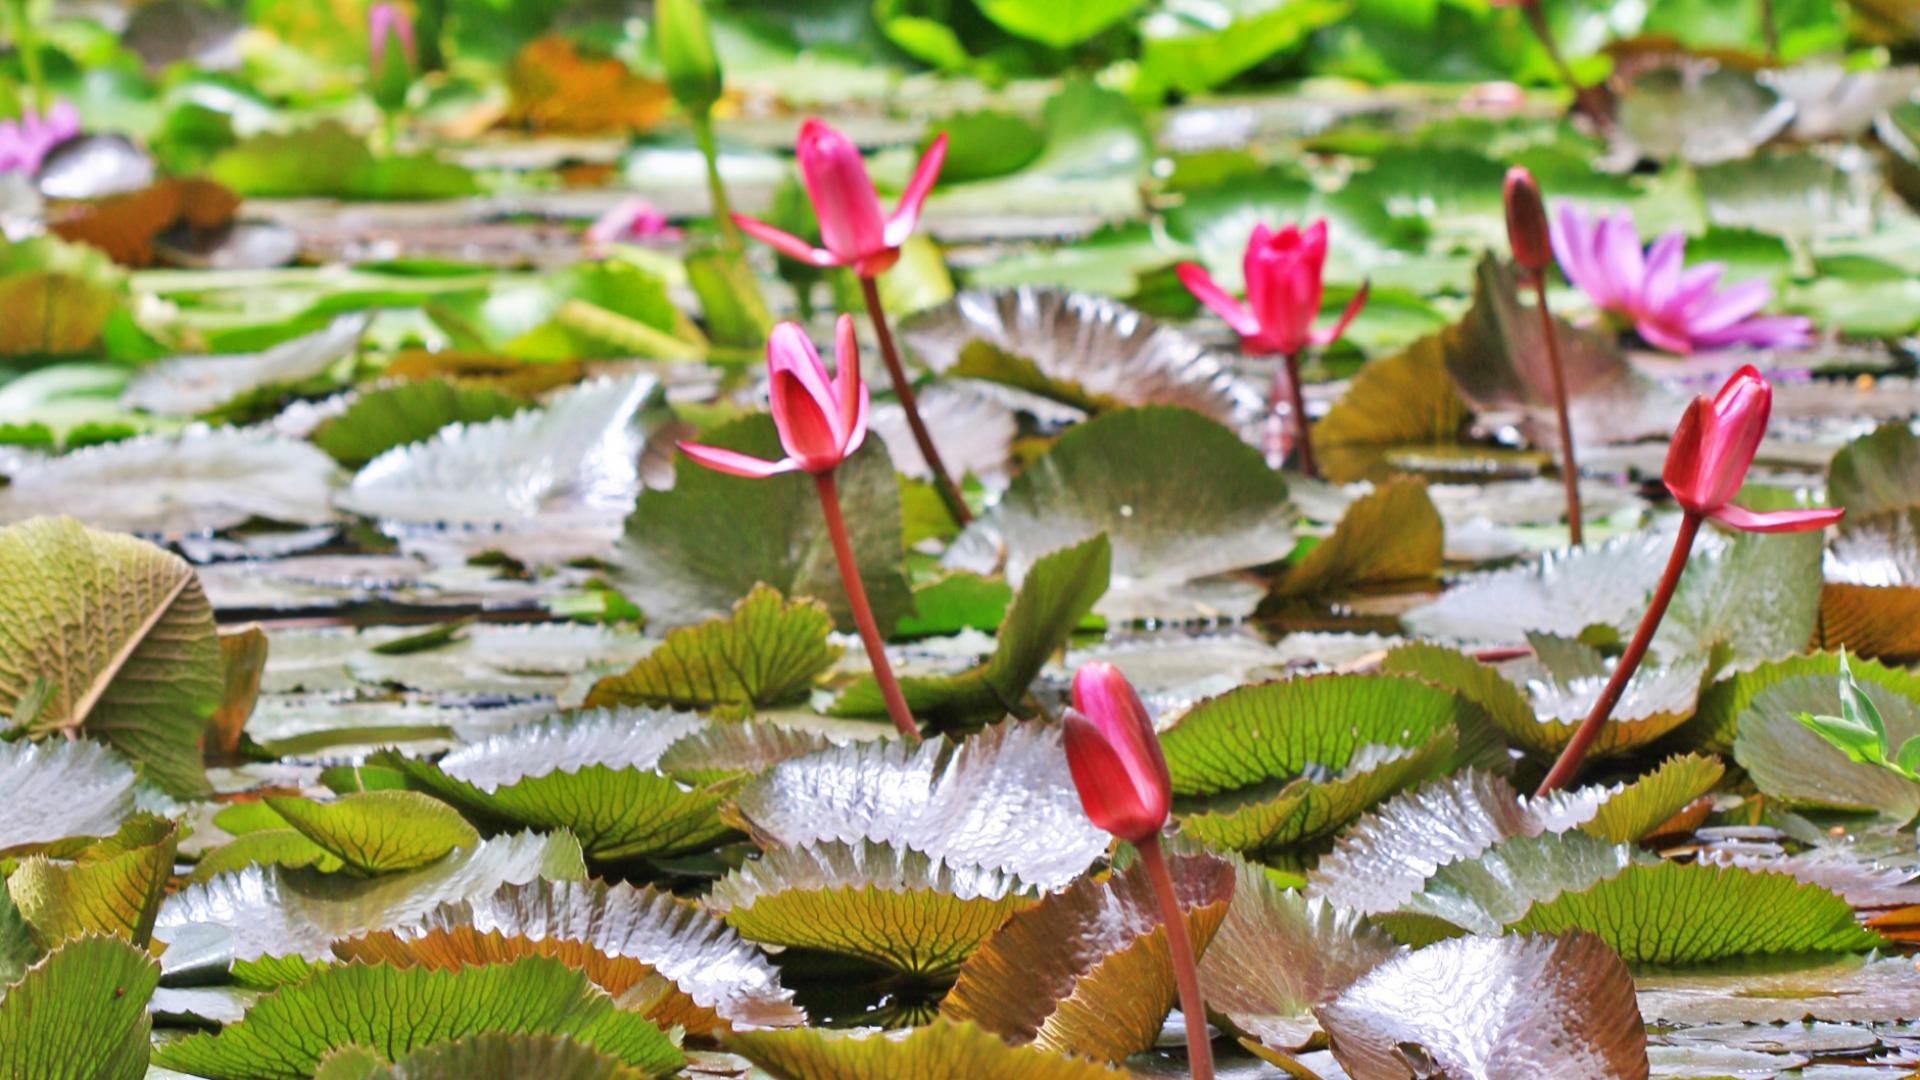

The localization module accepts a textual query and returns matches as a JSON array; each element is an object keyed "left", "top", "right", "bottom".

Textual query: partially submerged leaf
[
  {"left": 585, "top": 584, "right": 840, "bottom": 712},
  {"left": 707, "top": 840, "right": 1040, "bottom": 977},
  {"left": 1268, "top": 476, "right": 1443, "bottom": 601},
  {"left": 0, "top": 517, "right": 220, "bottom": 797},
  {"left": 941, "top": 850, "right": 1235, "bottom": 1061},
  {"left": 1315, "top": 931, "right": 1647, "bottom": 1080},
  {"left": 0, "top": 739, "right": 135, "bottom": 855},
  {"left": 151, "top": 956, "right": 685, "bottom": 1079},
  {"left": 0, "top": 936, "right": 160, "bottom": 1080},
  {"left": 727, "top": 1018, "right": 1128, "bottom": 1080},
  {"left": 263, "top": 791, "right": 482, "bottom": 876}
]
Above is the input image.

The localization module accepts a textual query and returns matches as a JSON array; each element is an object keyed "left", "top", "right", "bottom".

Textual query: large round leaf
[
  {"left": 0, "top": 739, "right": 135, "bottom": 855},
  {"left": 312, "top": 1034, "right": 646, "bottom": 1080},
  {"left": 1733, "top": 673, "right": 1920, "bottom": 820},
  {"left": 0, "top": 936, "right": 159, "bottom": 1080},
  {"left": 727, "top": 1019, "right": 1128, "bottom": 1080}
]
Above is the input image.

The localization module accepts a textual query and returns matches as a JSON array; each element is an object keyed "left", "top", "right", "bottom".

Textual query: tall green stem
[
  {"left": 859, "top": 274, "right": 972, "bottom": 526},
  {"left": 814, "top": 470, "right": 919, "bottom": 740},
  {"left": 1138, "top": 835, "right": 1215, "bottom": 1080},
  {"left": 1534, "top": 277, "right": 1583, "bottom": 547},
  {"left": 691, "top": 111, "right": 743, "bottom": 254},
  {"left": 1534, "top": 511, "right": 1702, "bottom": 795},
  {"left": 7, "top": 0, "right": 45, "bottom": 112}
]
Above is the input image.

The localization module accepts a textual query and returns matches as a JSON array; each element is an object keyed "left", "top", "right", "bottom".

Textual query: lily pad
[
  {"left": 0, "top": 517, "right": 220, "bottom": 797},
  {"left": 0, "top": 236, "right": 124, "bottom": 357},
  {"left": 1387, "top": 830, "right": 1642, "bottom": 943},
  {"left": 614, "top": 412, "right": 911, "bottom": 634},
  {"left": 309, "top": 380, "right": 532, "bottom": 469},
  {"left": 375, "top": 709, "right": 742, "bottom": 862},
  {"left": 964, "top": 406, "right": 1293, "bottom": 621},
  {"left": 727, "top": 1018, "right": 1128, "bottom": 1080},
  {"left": 585, "top": 584, "right": 840, "bottom": 713},
  {"left": 0, "top": 936, "right": 160, "bottom": 1080},
  {"left": 1400, "top": 527, "right": 1676, "bottom": 644},
  {"left": 1312, "top": 334, "right": 1471, "bottom": 483},
  {"left": 940, "top": 850, "right": 1235, "bottom": 1061},
  {"left": 725, "top": 719, "right": 1111, "bottom": 890},
  {"left": 8, "top": 814, "right": 178, "bottom": 949},
  {"left": 311, "top": 1034, "right": 649, "bottom": 1080},
  {"left": 262, "top": 791, "right": 482, "bottom": 876},
  {"left": 151, "top": 956, "right": 684, "bottom": 1079},
  {"left": 0, "top": 739, "right": 135, "bottom": 855},
  {"left": 1268, "top": 476, "right": 1443, "bottom": 601},
  {"left": 1732, "top": 672, "right": 1920, "bottom": 820},
  {"left": 706, "top": 840, "right": 1039, "bottom": 978},
  {"left": 120, "top": 314, "right": 368, "bottom": 419},
  {"left": 1686, "top": 650, "right": 1920, "bottom": 753},
  {"left": 1829, "top": 421, "right": 1920, "bottom": 518},
  {"left": 1199, "top": 857, "right": 1399, "bottom": 1052},
  {"left": 1316, "top": 931, "right": 1647, "bottom": 1080}
]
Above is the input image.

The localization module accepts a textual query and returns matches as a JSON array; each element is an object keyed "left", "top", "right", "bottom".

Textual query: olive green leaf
[
  {"left": 0, "top": 936, "right": 160, "bottom": 1080},
  {"left": 585, "top": 584, "right": 841, "bottom": 713}
]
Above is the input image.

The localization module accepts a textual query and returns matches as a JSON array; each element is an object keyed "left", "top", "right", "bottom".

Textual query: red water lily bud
[
  {"left": 1504, "top": 165, "right": 1551, "bottom": 274},
  {"left": 1662, "top": 365, "right": 1844, "bottom": 533},
  {"left": 1063, "top": 662, "right": 1172, "bottom": 844},
  {"left": 1176, "top": 220, "right": 1366, "bottom": 358}
]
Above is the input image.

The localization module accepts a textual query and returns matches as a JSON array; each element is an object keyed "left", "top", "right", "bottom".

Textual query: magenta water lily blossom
[
  {"left": 1550, "top": 203, "right": 1812, "bottom": 354},
  {"left": 0, "top": 99, "right": 79, "bottom": 175}
]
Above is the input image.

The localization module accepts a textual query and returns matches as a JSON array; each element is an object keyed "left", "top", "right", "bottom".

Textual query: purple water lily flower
[
  {"left": 0, "top": 100, "right": 79, "bottom": 175},
  {"left": 1549, "top": 203, "right": 1812, "bottom": 355}
]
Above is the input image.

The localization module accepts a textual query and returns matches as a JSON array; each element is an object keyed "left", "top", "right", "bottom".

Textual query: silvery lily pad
[
  {"left": 0, "top": 739, "right": 136, "bottom": 854},
  {"left": 36, "top": 135, "right": 156, "bottom": 200},
  {"left": 121, "top": 314, "right": 368, "bottom": 417}
]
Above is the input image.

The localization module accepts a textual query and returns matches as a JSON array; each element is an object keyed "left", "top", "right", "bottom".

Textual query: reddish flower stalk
[
  {"left": 1063, "top": 663, "right": 1213, "bottom": 1080},
  {"left": 1506, "top": 166, "right": 1583, "bottom": 546},
  {"left": 1535, "top": 366, "right": 1842, "bottom": 794},
  {"left": 733, "top": 119, "right": 970, "bottom": 525},
  {"left": 1177, "top": 221, "right": 1367, "bottom": 476},
  {"left": 677, "top": 317, "right": 919, "bottom": 740}
]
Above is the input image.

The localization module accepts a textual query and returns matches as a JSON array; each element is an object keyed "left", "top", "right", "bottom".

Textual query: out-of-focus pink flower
[
  {"left": 1461, "top": 81, "right": 1529, "bottom": 113},
  {"left": 1663, "top": 364, "right": 1843, "bottom": 532},
  {"left": 733, "top": 118, "right": 946, "bottom": 277},
  {"left": 1504, "top": 166, "right": 1552, "bottom": 275},
  {"left": 1550, "top": 203, "right": 1813, "bottom": 354},
  {"left": 1176, "top": 220, "right": 1369, "bottom": 357},
  {"left": 0, "top": 100, "right": 79, "bottom": 175},
  {"left": 585, "top": 198, "right": 682, "bottom": 244},
  {"left": 1062, "top": 662, "right": 1172, "bottom": 845},
  {"left": 678, "top": 315, "right": 868, "bottom": 477},
  {"left": 368, "top": 2, "right": 416, "bottom": 71}
]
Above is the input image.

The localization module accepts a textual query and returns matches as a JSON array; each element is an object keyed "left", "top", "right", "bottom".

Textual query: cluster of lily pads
[{"left": 7, "top": 0, "right": 1920, "bottom": 1078}]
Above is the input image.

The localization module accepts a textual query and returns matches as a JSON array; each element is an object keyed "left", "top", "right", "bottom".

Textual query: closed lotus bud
[
  {"left": 657, "top": 0, "right": 723, "bottom": 117},
  {"left": 1063, "top": 662, "right": 1172, "bottom": 844},
  {"left": 1504, "top": 165, "right": 1551, "bottom": 274},
  {"left": 1661, "top": 365, "right": 1843, "bottom": 533}
]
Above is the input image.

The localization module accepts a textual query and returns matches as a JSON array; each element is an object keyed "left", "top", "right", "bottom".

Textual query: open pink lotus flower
[
  {"left": 1664, "top": 364, "right": 1843, "bottom": 533},
  {"left": 1550, "top": 203, "right": 1813, "bottom": 354},
  {"left": 1176, "top": 220, "right": 1368, "bottom": 358},
  {"left": 0, "top": 100, "right": 79, "bottom": 175},
  {"left": 733, "top": 118, "right": 946, "bottom": 278},
  {"left": 678, "top": 315, "right": 868, "bottom": 477},
  {"left": 1062, "top": 662, "right": 1172, "bottom": 845}
]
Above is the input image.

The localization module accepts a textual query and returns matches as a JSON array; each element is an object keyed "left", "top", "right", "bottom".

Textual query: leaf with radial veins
[
  {"left": 7, "top": 813, "right": 178, "bottom": 949},
  {"left": 263, "top": 791, "right": 481, "bottom": 875},
  {"left": 585, "top": 584, "right": 841, "bottom": 712},
  {"left": 727, "top": 1019, "right": 1130, "bottom": 1080},
  {"left": 0, "top": 936, "right": 160, "bottom": 1080},
  {"left": 308, "top": 378, "right": 530, "bottom": 468},
  {"left": 0, "top": 516, "right": 221, "bottom": 797},
  {"left": 312, "top": 1034, "right": 652, "bottom": 1080}
]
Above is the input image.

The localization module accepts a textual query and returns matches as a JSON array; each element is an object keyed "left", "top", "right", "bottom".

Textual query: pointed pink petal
[
  {"left": 678, "top": 441, "right": 798, "bottom": 478},
  {"left": 1640, "top": 232, "right": 1686, "bottom": 315},
  {"left": 1313, "top": 280, "right": 1370, "bottom": 347},
  {"left": 884, "top": 132, "right": 946, "bottom": 248},
  {"left": 1693, "top": 314, "right": 1813, "bottom": 350},
  {"left": 1709, "top": 503, "right": 1845, "bottom": 533},
  {"left": 1176, "top": 262, "right": 1261, "bottom": 338},
  {"left": 797, "top": 118, "right": 888, "bottom": 263},
  {"left": 1549, "top": 203, "right": 1597, "bottom": 298},
  {"left": 1667, "top": 262, "right": 1726, "bottom": 315},
  {"left": 1634, "top": 317, "right": 1697, "bottom": 354},
  {"left": 767, "top": 323, "right": 846, "bottom": 462},
  {"left": 1683, "top": 278, "right": 1772, "bottom": 335},
  {"left": 831, "top": 314, "right": 867, "bottom": 454},
  {"left": 1594, "top": 210, "right": 1645, "bottom": 311},
  {"left": 1662, "top": 395, "right": 1713, "bottom": 512},
  {"left": 733, "top": 214, "right": 843, "bottom": 266}
]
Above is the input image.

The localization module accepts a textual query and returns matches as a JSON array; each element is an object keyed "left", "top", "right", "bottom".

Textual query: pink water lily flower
[
  {"left": 1550, "top": 203, "right": 1812, "bottom": 354},
  {"left": 585, "top": 197, "right": 681, "bottom": 245},
  {"left": 733, "top": 118, "right": 947, "bottom": 277},
  {"left": 368, "top": 2, "right": 416, "bottom": 70},
  {"left": 0, "top": 99, "right": 79, "bottom": 175},
  {"left": 678, "top": 315, "right": 868, "bottom": 477},
  {"left": 1176, "top": 220, "right": 1368, "bottom": 358},
  {"left": 1663, "top": 364, "right": 1844, "bottom": 533}
]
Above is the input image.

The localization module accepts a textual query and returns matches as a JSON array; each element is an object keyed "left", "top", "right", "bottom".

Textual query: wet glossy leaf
[
  {"left": 941, "top": 850, "right": 1234, "bottom": 1060},
  {"left": 1400, "top": 527, "right": 1676, "bottom": 644},
  {"left": 0, "top": 739, "right": 135, "bottom": 855},
  {"left": 1316, "top": 931, "right": 1647, "bottom": 1080},
  {"left": 585, "top": 584, "right": 840, "bottom": 712},
  {"left": 120, "top": 314, "right": 366, "bottom": 419},
  {"left": 263, "top": 791, "right": 481, "bottom": 876},
  {"left": 309, "top": 380, "right": 531, "bottom": 469},
  {"left": 1387, "top": 830, "right": 1642, "bottom": 943},
  {"left": 151, "top": 956, "right": 685, "bottom": 1079},
  {"left": 727, "top": 1018, "right": 1129, "bottom": 1080},
  {"left": 1636, "top": 954, "right": 1920, "bottom": 1024},
  {"left": 707, "top": 840, "right": 1040, "bottom": 977},
  {"left": 0, "top": 936, "right": 159, "bottom": 1080},
  {"left": 1313, "top": 334, "right": 1471, "bottom": 483},
  {"left": 0, "top": 517, "right": 220, "bottom": 797}
]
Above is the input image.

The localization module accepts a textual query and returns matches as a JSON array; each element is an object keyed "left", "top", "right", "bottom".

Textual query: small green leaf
[
  {"left": 1896, "top": 735, "right": 1920, "bottom": 779},
  {"left": 1837, "top": 651, "right": 1892, "bottom": 762},
  {"left": 368, "top": 617, "right": 476, "bottom": 656},
  {"left": 585, "top": 585, "right": 840, "bottom": 713},
  {"left": 1796, "top": 710, "right": 1888, "bottom": 766},
  {"left": 263, "top": 791, "right": 480, "bottom": 875}
]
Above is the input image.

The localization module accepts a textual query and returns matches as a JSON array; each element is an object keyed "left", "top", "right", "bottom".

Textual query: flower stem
[
  {"left": 1519, "top": 0, "right": 1611, "bottom": 129},
  {"left": 692, "top": 111, "right": 745, "bottom": 255},
  {"left": 858, "top": 274, "right": 972, "bottom": 526},
  {"left": 1534, "top": 276, "right": 1583, "bottom": 547},
  {"left": 1534, "top": 510, "right": 1702, "bottom": 795},
  {"left": 813, "top": 470, "right": 919, "bottom": 740},
  {"left": 1138, "top": 834, "right": 1214, "bottom": 1080},
  {"left": 8, "top": 0, "right": 45, "bottom": 111},
  {"left": 1275, "top": 351, "right": 1317, "bottom": 478}
]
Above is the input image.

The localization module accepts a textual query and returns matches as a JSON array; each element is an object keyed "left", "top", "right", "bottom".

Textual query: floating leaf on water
[
  {"left": 311, "top": 1033, "right": 651, "bottom": 1080},
  {"left": 0, "top": 739, "right": 135, "bottom": 855},
  {"left": 1400, "top": 526, "right": 1677, "bottom": 644},
  {"left": 151, "top": 955, "right": 686, "bottom": 1080},
  {"left": 940, "top": 849, "right": 1234, "bottom": 1061},
  {"left": 1610, "top": 58, "right": 1795, "bottom": 166},
  {"left": 0, "top": 517, "right": 221, "bottom": 797},
  {"left": 1829, "top": 421, "right": 1920, "bottom": 518},
  {"left": 0, "top": 236, "right": 123, "bottom": 357},
  {"left": 0, "top": 936, "right": 159, "bottom": 1080},
  {"left": 263, "top": 791, "right": 482, "bottom": 876},
  {"left": 121, "top": 314, "right": 368, "bottom": 419},
  {"left": 1315, "top": 931, "right": 1647, "bottom": 1080},
  {"left": 727, "top": 1018, "right": 1130, "bottom": 1080},
  {"left": 707, "top": 839, "right": 1041, "bottom": 978},
  {"left": 308, "top": 380, "right": 532, "bottom": 469},
  {"left": 1733, "top": 672, "right": 1920, "bottom": 820},
  {"left": 585, "top": 584, "right": 841, "bottom": 713},
  {"left": 1636, "top": 954, "right": 1920, "bottom": 1025}
]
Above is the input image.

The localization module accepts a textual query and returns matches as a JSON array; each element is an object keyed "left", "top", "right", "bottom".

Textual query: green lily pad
[
  {"left": 967, "top": 406, "right": 1292, "bottom": 621},
  {"left": 1138, "top": 0, "right": 1350, "bottom": 96},
  {"left": 614, "top": 413, "right": 911, "bottom": 634},
  {"left": 119, "top": 314, "right": 367, "bottom": 420},
  {"left": 312, "top": 1034, "right": 649, "bottom": 1080},
  {"left": 309, "top": 379, "right": 531, "bottom": 469},
  {"left": 0, "top": 936, "right": 159, "bottom": 1080},
  {"left": 0, "top": 236, "right": 124, "bottom": 357},
  {"left": 1400, "top": 527, "right": 1675, "bottom": 644},
  {"left": 151, "top": 956, "right": 684, "bottom": 1079},
  {"left": 0, "top": 739, "right": 135, "bottom": 856},
  {"left": 829, "top": 534, "right": 1109, "bottom": 730},
  {"left": 1829, "top": 420, "right": 1920, "bottom": 518},
  {"left": 726, "top": 719, "right": 1111, "bottom": 889},
  {"left": 941, "top": 850, "right": 1235, "bottom": 1061},
  {"left": 585, "top": 584, "right": 840, "bottom": 713},
  {"left": 262, "top": 791, "right": 481, "bottom": 876},
  {"left": 1684, "top": 650, "right": 1920, "bottom": 754},
  {"left": 707, "top": 840, "right": 1039, "bottom": 978},
  {"left": 727, "top": 1018, "right": 1129, "bottom": 1080},
  {"left": 376, "top": 709, "right": 742, "bottom": 862},
  {"left": 1651, "top": 524, "right": 1825, "bottom": 668},
  {"left": 0, "top": 516, "right": 221, "bottom": 797},
  {"left": 1312, "top": 334, "right": 1471, "bottom": 484},
  {"left": 1732, "top": 672, "right": 1920, "bottom": 820},
  {"left": 7, "top": 813, "right": 178, "bottom": 950}
]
